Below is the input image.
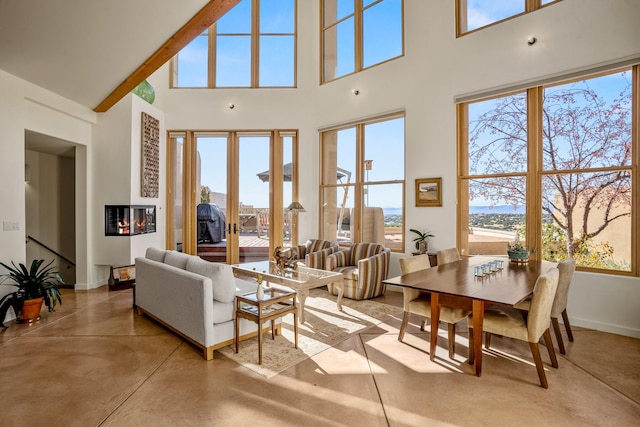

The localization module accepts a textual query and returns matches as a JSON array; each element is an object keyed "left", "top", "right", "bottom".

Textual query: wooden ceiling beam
[{"left": 94, "top": 0, "right": 240, "bottom": 112}]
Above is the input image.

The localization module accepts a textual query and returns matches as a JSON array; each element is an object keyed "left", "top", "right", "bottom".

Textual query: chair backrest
[
  {"left": 436, "top": 248, "right": 460, "bottom": 265},
  {"left": 551, "top": 258, "right": 576, "bottom": 318},
  {"left": 399, "top": 254, "right": 431, "bottom": 275},
  {"left": 527, "top": 267, "right": 560, "bottom": 342},
  {"left": 350, "top": 242, "right": 386, "bottom": 264},
  {"left": 399, "top": 255, "right": 431, "bottom": 307},
  {"left": 306, "top": 239, "right": 337, "bottom": 253}
]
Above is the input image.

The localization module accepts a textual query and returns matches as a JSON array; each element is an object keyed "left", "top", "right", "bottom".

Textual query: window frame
[
  {"left": 319, "top": 112, "right": 406, "bottom": 252},
  {"left": 170, "top": 0, "right": 297, "bottom": 89},
  {"left": 321, "top": 0, "right": 405, "bottom": 84},
  {"left": 457, "top": 66, "right": 639, "bottom": 277},
  {"left": 456, "top": 0, "right": 563, "bottom": 37}
]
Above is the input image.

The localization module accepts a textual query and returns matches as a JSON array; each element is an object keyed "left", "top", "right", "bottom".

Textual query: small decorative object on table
[
  {"left": 256, "top": 273, "right": 265, "bottom": 300},
  {"left": 410, "top": 229, "right": 434, "bottom": 254},
  {"left": 507, "top": 233, "right": 530, "bottom": 263},
  {"left": 273, "top": 246, "right": 298, "bottom": 271}
]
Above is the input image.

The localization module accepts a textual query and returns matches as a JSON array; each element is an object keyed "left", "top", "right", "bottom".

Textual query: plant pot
[
  {"left": 418, "top": 240, "right": 428, "bottom": 254},
  {"left": 507, "top": 250, "right": 530, "bottom": 263},
  {"left": 18, "top": 297, "right": 44, "bottom": 324}
]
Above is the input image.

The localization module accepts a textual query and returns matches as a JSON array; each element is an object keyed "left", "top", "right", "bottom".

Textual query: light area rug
[{"left": 217, "top": 288, "right": 401, "bottom": 378}]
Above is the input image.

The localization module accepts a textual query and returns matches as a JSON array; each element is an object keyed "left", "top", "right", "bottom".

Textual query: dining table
[{"left": 383, "top": 255, "right": 557, "bottom": 377}]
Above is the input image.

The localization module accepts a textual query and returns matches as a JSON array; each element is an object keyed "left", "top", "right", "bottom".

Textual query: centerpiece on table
[{"left": 507, "top": 233, "right": 530, "bottom": 263}]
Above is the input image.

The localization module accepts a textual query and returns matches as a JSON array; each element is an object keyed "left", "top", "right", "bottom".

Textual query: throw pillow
[
  {"left": 186, "top": 258, "right": 236, "bottom": 303},
  {"left": 145, "top": 247, "right": 167, "bottom": 263},
  {"left": 164, "top": 251, "right": 191, "bottom": 270}
]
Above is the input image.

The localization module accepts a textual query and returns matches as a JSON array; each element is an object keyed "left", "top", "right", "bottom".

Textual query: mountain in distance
[{"left": 469, "top": 205, "right": 525, "bottom": 214}]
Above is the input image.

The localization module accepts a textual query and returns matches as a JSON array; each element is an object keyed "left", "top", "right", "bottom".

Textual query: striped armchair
[
  {"left": 325, "top": 243, "right": 390, "bottom": 300},
  {"left": 289, "top": 239, "right": 339, "bottom": 269}
]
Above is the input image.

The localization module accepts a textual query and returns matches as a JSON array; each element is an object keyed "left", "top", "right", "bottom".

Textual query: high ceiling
[{"left": 0, "top": 0, "right": 213, "bottom": 110}]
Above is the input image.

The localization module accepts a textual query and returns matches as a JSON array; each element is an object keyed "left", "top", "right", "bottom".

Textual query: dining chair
[
  {"left": 469, "top": 268, "right": 560, "bottom": 388},
  {"left": 436, "top": 248, "right": 461, "bottom": 265},
  {"left": 515, "top": 258, "right": 576, "bottom": 354},
  {"left": 398, "top": 255, "right": 470, "bottom": 359}
]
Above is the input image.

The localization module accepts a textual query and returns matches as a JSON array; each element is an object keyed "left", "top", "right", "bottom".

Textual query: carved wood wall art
[{"left": 141, "top": 112, "right": 160, "bottom": 198}]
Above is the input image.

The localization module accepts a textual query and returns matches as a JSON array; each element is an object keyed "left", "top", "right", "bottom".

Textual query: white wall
[{"left": 153, "top": 0, "right": 640, "bottom": 337}]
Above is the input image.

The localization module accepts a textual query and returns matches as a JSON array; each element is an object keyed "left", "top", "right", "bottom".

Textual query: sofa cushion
[
  {"left": 145, "top": 247, "right": 167, "bottom": 263},
  {"left": 164, "top": 251, "right": 191, "bottom": 270},
  {"left": 212, "top": 300, "right": 235, "bottom": 324},
  {"left": 186, "top": 257, "right": 236, "bottom": 303}
]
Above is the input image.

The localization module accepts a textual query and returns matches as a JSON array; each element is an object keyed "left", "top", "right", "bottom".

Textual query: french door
[{"left": 167, "top": 130, "right": 298, "bottom": 264}]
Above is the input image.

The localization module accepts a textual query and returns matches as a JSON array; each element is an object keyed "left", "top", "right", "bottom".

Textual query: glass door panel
[
  {"left": 238, "top": 135, "right": 271, "bottom": 262},
  {"left": 195, "top": 135, "right": 229, "bottom": 263}
]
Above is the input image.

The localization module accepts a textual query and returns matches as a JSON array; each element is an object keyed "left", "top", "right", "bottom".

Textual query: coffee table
[
  {"left": 235, "top": 287, "right": 298, "bottom": 365},
  {"left": 232, "top": 260, "right": 344, "bottom": 324}
]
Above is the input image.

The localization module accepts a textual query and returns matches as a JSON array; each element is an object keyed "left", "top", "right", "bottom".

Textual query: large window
[
  {"left": 458, "top": 67, "right": 638, "bottom": 276},
  {"left": 320, "top": 113, "right": 405, "bottom": 251},
  {"left": 172, "top": 0, "right": 296, "bottom": 88},
  {"left": 322, "top": 0, "right": 403, "bottom": 83},
  {"left": 456, "top": 0, "right": 562, "bottom": 36}
]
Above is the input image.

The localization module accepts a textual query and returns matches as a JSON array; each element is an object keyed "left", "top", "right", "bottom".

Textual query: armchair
[
  {"left": 289, "top": 239, "right": 339, "bottom": 269},
  {"left": 326, "top": 243, "right": 390, "bottom": 300}
]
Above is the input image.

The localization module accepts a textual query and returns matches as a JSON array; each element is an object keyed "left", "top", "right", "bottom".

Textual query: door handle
[{"left": 233, "top": 223, "right": 237, "bottom": 234}]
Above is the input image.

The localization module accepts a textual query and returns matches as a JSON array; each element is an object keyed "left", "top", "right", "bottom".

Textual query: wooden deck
[{"left": 197, "top": 235, "right": 272, "bottom": 263}]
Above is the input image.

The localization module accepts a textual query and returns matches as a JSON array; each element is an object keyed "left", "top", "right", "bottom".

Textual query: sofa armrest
[
  {"left": 305, "top": 246, "right": 337, "bottom": 269},
  {"left": 326, "top": 248, "right": 350, "bottom": 271},
  {"left": 357, "top": 250, "right": 390, "bottom": 285},
  {"left": 135, "top": 257, "right": 214, "bottom": 347}
]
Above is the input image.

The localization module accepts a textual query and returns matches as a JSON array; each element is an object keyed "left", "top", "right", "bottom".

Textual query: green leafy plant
[
  {"left": 409, "top": 229, "right": 434, "bottom": 251},
  {"left": 507, "top": 232, "right": 528, "bottom": 253},
  {"left": 0, "top": 259, "right": 64, "bottom": 327}
]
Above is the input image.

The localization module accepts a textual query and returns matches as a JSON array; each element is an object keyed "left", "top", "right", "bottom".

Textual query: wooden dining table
[{"left": 383, "top": 256, "right": 557, "bottom": 377}]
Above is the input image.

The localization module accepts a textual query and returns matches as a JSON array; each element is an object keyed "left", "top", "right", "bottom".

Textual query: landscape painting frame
[{"left": 415, "top": 177, "right": 442, "bottom": 207}]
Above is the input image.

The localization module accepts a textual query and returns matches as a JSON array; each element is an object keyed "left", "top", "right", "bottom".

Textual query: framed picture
[{"left": 415, "top": 177, "right": 442, "bottom": 207}]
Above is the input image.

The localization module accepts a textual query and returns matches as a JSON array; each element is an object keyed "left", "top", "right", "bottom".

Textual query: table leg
[
  {"left": 429, "top": 293, "right": 441, "bottom": 361},
  {"left": 472, "top": 299, "right": 484, "bottom": 377},
  {"left": 293, "top": 299, "right": 299, "bottom": 349},
  {"left": 297, "top": 289, "right": 309, "bottom": 323},
  {"left": 335, "top": 281, "right": 344, "bottom": 311},
  {"left": 271, "top": 319, "right": 275, "bottom": 339},
  {"left": 235, "top": 301, "right": 240, "bottom": 354},
  {"left": 258, "top": 320, "right": 263, "bottom": 364}
]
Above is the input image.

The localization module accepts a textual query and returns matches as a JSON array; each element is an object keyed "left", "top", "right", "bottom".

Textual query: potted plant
[
  {"left": 410, "top": 229, "right": 434, "bottom": 254},
  {"left": 0, "top": 259, "right": 64, "bottom": 327},
  {"left": 507, "top": 233, "right": 530, "bottom": 263}
]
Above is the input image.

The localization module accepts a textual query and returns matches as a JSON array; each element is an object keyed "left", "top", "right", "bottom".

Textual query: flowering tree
[{"left": 468, "top": 72, "right": 632, "bottom": 267}]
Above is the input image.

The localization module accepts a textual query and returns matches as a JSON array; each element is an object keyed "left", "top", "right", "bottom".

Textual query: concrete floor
[{"left": 1, "top": 287, "right": 638, "bottom": 426}]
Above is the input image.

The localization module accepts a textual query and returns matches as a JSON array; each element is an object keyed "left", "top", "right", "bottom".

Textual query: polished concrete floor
[{"left": 1, "top": 287, "right": 638, "bottom": 426}]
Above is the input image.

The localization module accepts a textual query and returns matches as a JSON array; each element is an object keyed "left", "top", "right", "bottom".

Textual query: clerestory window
[
  {"left": 321, "top": 0, "right": 404, "bottom": 84},
  {"left": 171, "top": 0, "right": 296, "bottom": 88},
  {"left": 456, "top": 0, "right": 562, "bottom": 36}
]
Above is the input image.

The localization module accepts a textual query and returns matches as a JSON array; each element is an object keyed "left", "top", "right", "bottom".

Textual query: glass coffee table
[
  {"left": 232, "top": 260, "right": 344, "bottom": 324},
  {"left": 235, "top": 287, "right": 298, "bottom": 365}
]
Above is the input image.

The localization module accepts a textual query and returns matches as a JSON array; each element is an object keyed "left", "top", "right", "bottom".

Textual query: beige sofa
[{"left": 135, "top": 247, "right": 279, "bottom": 360}]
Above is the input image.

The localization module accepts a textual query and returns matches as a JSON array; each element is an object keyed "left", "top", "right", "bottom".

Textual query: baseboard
[{"left": 569, "top": 316, "right": 640, "bottom": 339}]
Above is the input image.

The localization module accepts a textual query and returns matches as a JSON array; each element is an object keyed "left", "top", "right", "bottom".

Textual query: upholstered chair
[
  {"left": 469, "top": 268, "right": 560, "bottom": 388},
  {"left": 398, "top": 255, "right": 470, "bottom": 359},
  {"left": 515, "top": 258, "right": 576, "bottom": 354},
  {"left": 326, "top": 243, "right": 390, "bottom": 300},
  {"left": 289, "top": 239, "right": 339, "bottom": 270},
  {"left": 436, "top": 248, "right": 461, "bottom": 265}
]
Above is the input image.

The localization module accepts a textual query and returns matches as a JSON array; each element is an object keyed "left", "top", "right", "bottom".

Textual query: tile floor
[{"left": 1, "top": 287, "right": 638, "bottom": 426}]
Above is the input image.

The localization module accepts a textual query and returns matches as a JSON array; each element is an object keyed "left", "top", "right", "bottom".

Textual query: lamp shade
[{"left": 286, "top": 201, "right": 306, "bottom": 212}]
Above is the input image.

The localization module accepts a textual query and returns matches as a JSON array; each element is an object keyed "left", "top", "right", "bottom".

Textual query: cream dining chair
[
  {"left": 469, "top": 268, "right": 560, "bottom": 388},
  {"left": 398, "top": 254, "right": 470, "bottom": 359},
  {"left": 515, "top": 258, "right": 576, "bottom": 354}
]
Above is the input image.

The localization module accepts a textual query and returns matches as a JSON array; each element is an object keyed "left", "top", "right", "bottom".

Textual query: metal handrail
[{"left": 26, "top": 235, "right": 76, "bottom": 267}]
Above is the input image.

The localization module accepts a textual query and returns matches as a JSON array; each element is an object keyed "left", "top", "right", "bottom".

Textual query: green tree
[{"left": 200, "top": 186, "right": 211, "bottom": 204}]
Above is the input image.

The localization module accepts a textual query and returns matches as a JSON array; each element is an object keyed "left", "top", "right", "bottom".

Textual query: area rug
[{"left": 217, "top": 289, "right": 401, "bottom": 378}]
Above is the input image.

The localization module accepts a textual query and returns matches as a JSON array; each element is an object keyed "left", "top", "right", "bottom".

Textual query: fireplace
[{"left": 105, "top": 205, "right": 156, "bottom": 236}]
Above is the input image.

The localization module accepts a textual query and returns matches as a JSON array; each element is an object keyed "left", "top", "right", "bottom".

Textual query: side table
[{"left": 235, "top": 288, "right": 298, "bottom": 364}]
